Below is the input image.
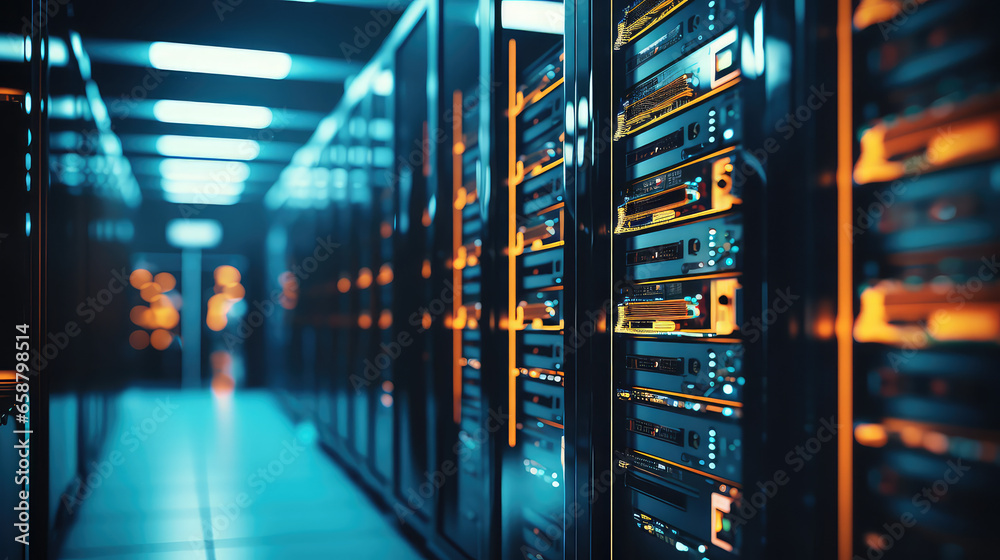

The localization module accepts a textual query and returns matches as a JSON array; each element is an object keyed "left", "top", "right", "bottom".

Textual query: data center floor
[{"left": 58, "top": 389, "right": 425, "bottom": 560}]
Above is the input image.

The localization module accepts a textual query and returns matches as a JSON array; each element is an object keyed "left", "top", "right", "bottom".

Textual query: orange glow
[
  {"left": 382, "top": 380, "right": 394, "bottom": 392},
  {"left": 280, "top": 295, "right": 297, "bottom": 310},
  {"left": 853, "top": 0, "right": 928, "bottom": 30},
  {"left": 154, "top": 272, "right": 176, "bottom": 292},
  {"left": 854, "top": 424, "right": 888, "bottom": 448},
  {"left": 358, "top": 311, "right": 372, "bottom": 329},
  {"left": 421, "top": 259, "right": 431, "bottom": 279},
  {"left": 421, "top": 312, "right": 432, "bottom": 330},
  {"left": 855, "top": 97, "right": 1000, "bottom": 184},
  {"left": 150, "top": 329, "right": 173, "bottom": 350},
  {"left": 711, "top": 493, "right": 736, "bottom": 552},
  {"left": 223, "top": 283, "right": 246, "bottom": 300},
  {"left": 207, "top": 293, "right": 230, "bottom": 311},
  {"left": 900, "top": 425, "right": 922, "bottom": 447},
  {"left": 814, "top": 306, "right": 836, "bottom": 340},
  {"left": 210, "top": 350, "right": 232, "bottom": 370},
  {"left": 926, "top": 118, "right": 1000, "bottom": 167},
  {"left": 453, "top": 89, "right": 464, "bottom": 424},
  {"left": 853, "top": 124, "right": 906, "bottom": 184},
  {"left": 377, "top": 263, "right": 394, "bottom": 285},
  {"left": 337, "top": 277, "right": 351, "bottom": 293},
  {"left": 380, "top": 221, "right": 393, "bottom": 239},
  {"left": 130, "top": 305, "right": 153, "bottom": 328},
  {"left": 207, "top": 313, "right": 228, "bottom": 332},
  {"left": 378, "top": 309, "right": 392, "bottom": 329},
  {"left": 923, "top": 431, "right": 949, "bottom": 455},
  {"left": 422, "top": 208, "right": 432, "bottom": 227},
  {"left": 837, "top": 0, "right": 854, "bottom": 557},
  {"left": 214, "top": 265, "right": 241, "bottom": 286},
  {"left": 508, "top": 39, "right": 518, "bottom": 448},
  {"left": 129, "top": 330, "right": 149, "bottom": 350},
  {"left": 139, "top": 282, "right": 163, "bottom": 302},
  {"left": 357, "top": 268, "right": 373, "bottom": 289},
  {"left": 854, "top": 281, "right": 1000, "bottom": 346},
  {"left": 129, "top": 269, "right": 152, "bottom": 289},
  {"left": 153, "top": 307, "right": 180, "bottom": 330},
  {"left": 211, "top": 372, "right": 235, "bottom": 396}
]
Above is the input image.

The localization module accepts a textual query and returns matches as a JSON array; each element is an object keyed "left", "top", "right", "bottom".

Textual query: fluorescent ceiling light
[
  {"left": 149, "top": 41, "right": 292, "bottom": 79},
  {"left": 166, "top": 219, "right": 224, "bottom": 248},
  {"left": 49, "top": 37, "right": 69, "bottom": 66},
  {"left": 0, "top": 34, "right": 26, "bottom": 62},
  {"left": 159, "top": 158, "right": 251, "bottom": 182},
  {"left": 153, "top": 100, "right": 273, "bottom": 129},
  {"left": 156, "top": 135, "right": 260, "bottom": 161},
  {"left": 501, "top": 1, "right": 564, "bottom": 35},
  {"left": 164, "top": 192, "right": 241, "bottom": 206},
  {"left": 162, "top": 180, "right": 245, "bottom": 196}
]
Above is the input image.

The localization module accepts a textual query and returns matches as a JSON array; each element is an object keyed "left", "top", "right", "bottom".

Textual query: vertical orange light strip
[
  {"left": 508, "top": 39, "right": 518, "bottom": 448},
  {"left": 452, "top": 90, "right": 463, "bottom": 424},
  {"left": 837, "top": 0, "right": 854, "bottom": 558}
]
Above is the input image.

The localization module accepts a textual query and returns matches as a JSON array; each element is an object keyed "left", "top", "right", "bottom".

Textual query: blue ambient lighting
[{"left": 149, "top": 42, "right": 292, "bottom": 80}]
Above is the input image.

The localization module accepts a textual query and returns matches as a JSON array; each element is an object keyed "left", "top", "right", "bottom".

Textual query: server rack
[
  {"left": 845, "top": 0, "right": 1000, "bottom": 558},
  {"left": 437, "top": 0, "right": 495, "bottom": 556},
  {"left": 499, "top": 22, "right": 568, "bottom": 560},
  {"left": 608, "top": 1, "right": 772, "bottom": 557},
  {"left": 1, "top": 1, "right": 48, "bottom": 553}
]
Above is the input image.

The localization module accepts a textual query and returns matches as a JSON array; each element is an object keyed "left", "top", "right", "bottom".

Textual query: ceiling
[{"left": 52, "top": 0, "right": 409, "bottom": 206}]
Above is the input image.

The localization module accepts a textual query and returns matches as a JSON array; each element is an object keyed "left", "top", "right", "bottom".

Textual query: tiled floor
[{"left": 59, "top": 390, "right": 425, "bottom": 560}]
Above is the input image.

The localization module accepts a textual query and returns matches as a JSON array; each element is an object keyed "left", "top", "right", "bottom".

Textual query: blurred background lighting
[
  {"left": 148, "top": 41, "right": 292, "bottom": 79},
  {"left": 153, "top": 100, "right": 273, "bottom": 129},
  {"left": 155, "top": 135, "right": 261, "bottom": 161}
]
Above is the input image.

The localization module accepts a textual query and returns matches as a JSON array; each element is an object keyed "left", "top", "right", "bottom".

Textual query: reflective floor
[{"left": 59, "top": 390, "right": 425, "bottom": 560}]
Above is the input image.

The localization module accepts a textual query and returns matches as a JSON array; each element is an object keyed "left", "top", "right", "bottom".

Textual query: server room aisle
[{"left": 58, "top": 390, "right": 425, "bottom": 560}]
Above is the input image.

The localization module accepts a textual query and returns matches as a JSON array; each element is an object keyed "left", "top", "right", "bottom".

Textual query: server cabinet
[
  {"left": 497, "top": 15, "right": 569, "bottom": 560},
  {"left": 845, "top": 0, "right": 1000, "bottom": 558},
  {"left": 438, "top": 0, "right": 496, "bottom": 556},
  {"left": 607, "top": 1, "right": 772, "bottom": 557}
]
